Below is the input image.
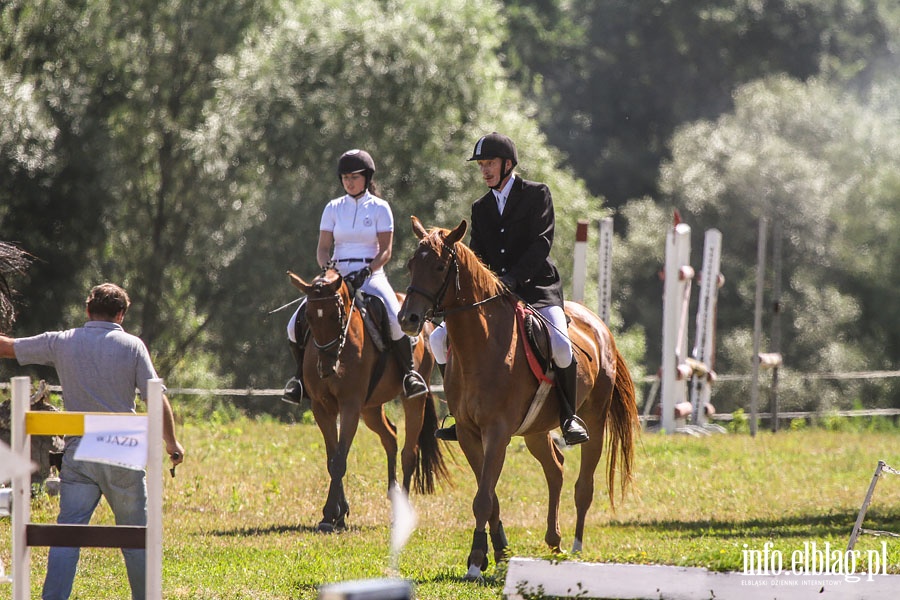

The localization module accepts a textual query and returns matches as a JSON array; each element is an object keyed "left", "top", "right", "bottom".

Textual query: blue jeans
[{"left": 42, "top": 438, "right": 147, "bottom": 600}]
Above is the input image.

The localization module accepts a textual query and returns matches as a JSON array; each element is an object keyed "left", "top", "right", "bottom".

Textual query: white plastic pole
[
  {"left": 11, "top": 376, "right": 31, "bottom": 600},
  {"left": 690, "top": 229, "right": 722, "bottom": 425},
  {"left": 146, "top": 379, "right": 164, "bottom": 600},
  {"left": 572, "top": 220, "right": 588, "bottom": 303},
  {"left": 597, "top": 217, "right": 613, "bottom": 323},
  {"left": 661, "top": 223, "right": 691, "bottom": 433}
]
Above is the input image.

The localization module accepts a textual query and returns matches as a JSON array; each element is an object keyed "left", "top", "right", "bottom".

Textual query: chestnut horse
[
  {"left": 288, "top": 268, "right": 448, "bottom": 532},
  {"left": 397, "top": 217, "right": 639, "bottom": 580}
]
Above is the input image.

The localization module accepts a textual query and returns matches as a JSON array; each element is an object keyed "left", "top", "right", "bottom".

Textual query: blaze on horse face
[{"left": 287, "top": 269, "right": 350, "bottom": 378}]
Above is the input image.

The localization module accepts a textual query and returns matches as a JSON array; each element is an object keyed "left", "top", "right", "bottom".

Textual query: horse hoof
[
  {"left": 317, "top": 522, "right": 336, "bottom": 534},
  {"left": 463, "top": 565, "right": 484, "bottom": 582}
]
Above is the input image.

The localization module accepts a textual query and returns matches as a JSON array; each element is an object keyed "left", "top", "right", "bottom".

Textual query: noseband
[{"left": 306, "top": 289, "right": 357, "bottom": 377}]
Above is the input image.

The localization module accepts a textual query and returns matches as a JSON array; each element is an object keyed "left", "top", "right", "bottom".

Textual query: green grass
[{"left": 3, "top": 409, "right": 900, "bottom": 599}]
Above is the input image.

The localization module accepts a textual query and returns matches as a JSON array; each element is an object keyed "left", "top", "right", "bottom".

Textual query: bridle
[
  {"left": 405, "top": 235, "right": 502, "bottom": 321},
  {"left": 306, "top": 287, "right": 357, "bottom": 377}
]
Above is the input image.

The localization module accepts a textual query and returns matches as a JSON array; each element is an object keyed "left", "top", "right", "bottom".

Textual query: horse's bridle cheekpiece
[
  {"left": 306, "top": 280, "right": 357, "bottom": 377},
  {"left": 405, "top": 235, "right": 461, "bottom": 320}
]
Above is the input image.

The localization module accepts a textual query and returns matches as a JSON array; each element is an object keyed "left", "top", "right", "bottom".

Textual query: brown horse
[
  {"left": 288, "top": 268, "right": 448, "bottom": 532},
  {"left": 397, "top": 217, "right": 639, "bottom": 580}
]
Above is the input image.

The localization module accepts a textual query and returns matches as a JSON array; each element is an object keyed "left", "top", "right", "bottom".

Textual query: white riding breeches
[{"left": 429, "top": 304, "right": 573, "bottom": 368}]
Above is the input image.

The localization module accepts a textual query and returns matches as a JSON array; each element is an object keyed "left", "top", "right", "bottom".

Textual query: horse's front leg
[
  {"left": 361, "top": 404, "right": 399, "bottom": 494},
  {"left": 312, "top": 401, "right": 345, "bottom": 532},
  {"left": 458, "top": 425, "right": 509, "bottom": 581},
  {"left": 319, "top": 406, "right": 362, "bottom": 532},
  {"left": 398, "top": 395, "right": 426, "bottom": 493}
]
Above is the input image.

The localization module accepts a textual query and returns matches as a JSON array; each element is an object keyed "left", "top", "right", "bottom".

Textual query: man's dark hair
[{"left": 86, "top": 283, "right": 130, "bottom": 319}]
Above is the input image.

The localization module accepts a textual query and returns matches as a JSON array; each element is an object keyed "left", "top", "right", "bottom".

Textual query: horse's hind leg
[
  {"left": 572, "top": 400, "right": 609, "bottom": 552},
  {"left": 361, "top": 405, "right": 399, "bottom": 494},
  {"left": 523, "top": 432, "right": 564, "bottom": 552}
]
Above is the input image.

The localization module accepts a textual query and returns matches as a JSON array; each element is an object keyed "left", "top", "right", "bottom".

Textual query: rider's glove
[
  {"left": 500, "top": 273, "right": 516, "bottom": 291},
  {"left": 344, "top": 266, "right": 371, "bottom": 291}
]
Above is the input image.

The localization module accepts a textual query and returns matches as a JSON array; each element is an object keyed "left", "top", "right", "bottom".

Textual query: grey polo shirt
[{"left": 13, "top": 321, "right": 159, "bottom": 413}]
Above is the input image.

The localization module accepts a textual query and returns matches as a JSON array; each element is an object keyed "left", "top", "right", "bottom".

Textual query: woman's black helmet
[
  {"left": 337, "top": 149, "right": 375, "bottom": 194},
  {"left": 467, "top": 132, "right": 518, "bottom": 166},
  {"left": 337, "top": 149, "right": 376, "bottom": 175}
]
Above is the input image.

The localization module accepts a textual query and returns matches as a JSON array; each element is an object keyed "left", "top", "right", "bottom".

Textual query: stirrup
[
  {"left": 403, "top": 372, "right": 428, "bottom": 399},
  {"left": 281, "top": 377, "right": 304, "bottom": 405},
  {"left": 435, "top": 423, "right": 458, "bottom": 441},
  {"left": 561, "top": 416, "right": 589, "bottom": 446}
]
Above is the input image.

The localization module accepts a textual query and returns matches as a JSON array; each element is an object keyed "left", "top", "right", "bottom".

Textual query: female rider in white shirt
[{"left": 282, "top": 149, "right": 428, "bottom": 403}]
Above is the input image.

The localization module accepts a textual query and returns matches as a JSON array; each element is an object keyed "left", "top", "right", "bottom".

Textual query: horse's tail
[
  {"left": 605, "top": 346, "right": 640, "bottom": 509},
  {"left": 413, "top": 390, "right": 451, "bottom": 494}
]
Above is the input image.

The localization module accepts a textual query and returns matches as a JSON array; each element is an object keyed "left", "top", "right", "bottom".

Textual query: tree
[
  {"left": 502, "top": 0, "right": 898, "bottom": 207},
  {"left": 1, "top": 0, "right": 271, "bottom": 383},
  {"left": 2, "top": 0, "right": 607, "bottom": 393},
  {"left": 625, "top": 75, "right": 900, "bottom": 410},
  {"left": 202, "top": 0, "right": 606, "bottom": 388}
]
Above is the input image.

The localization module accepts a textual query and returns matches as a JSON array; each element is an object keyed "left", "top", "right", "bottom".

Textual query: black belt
[{"left": 336, "top": 257, "right": 373, "bottom": 263}]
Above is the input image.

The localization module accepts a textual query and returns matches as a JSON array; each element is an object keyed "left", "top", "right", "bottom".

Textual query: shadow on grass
[
  {"left": 610, "top": 509, "right": 900, "bottom": 539},
  {"left": 413, "top": 567, "right": 505, "bottom": 588},
  {"left": 203, "top": 523, "right": 382, "bottom": 537}
]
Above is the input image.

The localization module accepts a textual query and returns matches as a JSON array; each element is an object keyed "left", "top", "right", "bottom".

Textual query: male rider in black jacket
[{"left": 434, "top": 132, "right": 588, "bottom": 446}]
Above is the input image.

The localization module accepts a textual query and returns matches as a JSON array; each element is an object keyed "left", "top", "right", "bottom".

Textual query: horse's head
[
  {"left": 398, "top": 216, "right": 469, "bottom": 336},
  {"left": 287, "top": 268, "right": 352, "bottom": 378}
]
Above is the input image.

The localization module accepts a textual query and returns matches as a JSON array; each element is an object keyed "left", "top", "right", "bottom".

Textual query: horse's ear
[
  {"left": 411, "top": 215, "right": 427, "bottom": 240},
  {"left": 287, "top": 271, "right": 313, "bottom": 294},
  {"left": 446, "top": 219, "right": 468, "bottom": 246}
]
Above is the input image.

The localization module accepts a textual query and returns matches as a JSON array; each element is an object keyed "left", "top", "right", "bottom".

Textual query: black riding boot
[
  {"left": 433, "top": 362, "right": 458, "bottom": 441},
  {"left": 392, "top": 336, "right": 429, "bottom": 399},
  {"left": 555, "top": 358, "right": 589, "bottom": 445},
  {"left": 282, "top": 305, "right": 308, "bottom": 405}
]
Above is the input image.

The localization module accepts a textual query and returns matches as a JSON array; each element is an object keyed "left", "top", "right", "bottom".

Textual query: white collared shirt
[{"left": 492, "top": 174, "right": 516, "bottom": 215}]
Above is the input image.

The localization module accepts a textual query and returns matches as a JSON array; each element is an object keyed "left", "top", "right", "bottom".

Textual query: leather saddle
[{"left": 513, "top": 301, "right": 553, "bottom": 382}]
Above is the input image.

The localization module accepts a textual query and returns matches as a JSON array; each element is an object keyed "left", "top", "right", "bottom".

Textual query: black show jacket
[{"left": 469, "top": 176, "right": 564, "bottom": 310}]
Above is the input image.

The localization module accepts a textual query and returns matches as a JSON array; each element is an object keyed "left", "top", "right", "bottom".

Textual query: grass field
[{"left": 3, "top": 405, "right": 900, "bottom": 599}]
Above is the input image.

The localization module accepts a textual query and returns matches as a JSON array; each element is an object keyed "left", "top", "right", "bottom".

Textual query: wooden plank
[
  {"left": 26, "top": 524, "right": 146, "bottom": 549},
  {"left": 25, "top": 411, "right": 85, "bottom": 436},
  {"left": 25, "top": 411, "right": 130, "bottom": 436}
]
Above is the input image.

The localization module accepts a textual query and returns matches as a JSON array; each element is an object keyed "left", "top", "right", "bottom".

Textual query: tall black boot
[
  {"left": 392, "top": 336, "right": 429, "bottom": 399},
  {"left": 433, "top": 362, "right": 458, "bottom": 441},
  {"left": 281, "top": 341, "right": 305, "bottom": 404},
  {"left": 555, "top": 358, "right": 589, "bottom": 445},
  {"left": 282, "top": 305, "right": 308, "bottom": 405}
]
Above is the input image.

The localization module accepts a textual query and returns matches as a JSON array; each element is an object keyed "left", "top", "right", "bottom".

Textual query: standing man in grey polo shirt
[{"left": 0, "top": 282, "right": 185, "bottom": 600}]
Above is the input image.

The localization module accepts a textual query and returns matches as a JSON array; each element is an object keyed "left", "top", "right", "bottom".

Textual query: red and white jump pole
[
  {"left": 571, "top": 220, "right": 589, "bottom": 303},
  {"left": 597, "top": 217, "right": 613, "bottom": 323}
]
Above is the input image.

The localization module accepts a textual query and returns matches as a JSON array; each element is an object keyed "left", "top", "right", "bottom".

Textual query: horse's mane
[
  {"left": 0, "top": 242, "right": 31, "bottom": 333},
  {"left": 428, "top": 227, "right": 505, "bottom": 297}
]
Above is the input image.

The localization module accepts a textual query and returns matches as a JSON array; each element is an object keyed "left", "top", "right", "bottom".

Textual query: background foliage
[{"left": 2, "top": 0, "right": 900, "bottom": 413}]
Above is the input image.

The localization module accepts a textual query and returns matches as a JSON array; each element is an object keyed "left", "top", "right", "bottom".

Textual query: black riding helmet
[
  {"left": 467, "top": 132, "right": 517, "bottom": 190},
  {"left": 337, "top": 149, "right": 376, "bottom": 195}
]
